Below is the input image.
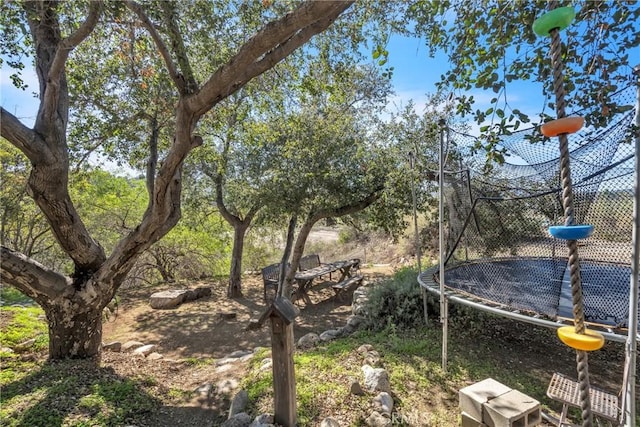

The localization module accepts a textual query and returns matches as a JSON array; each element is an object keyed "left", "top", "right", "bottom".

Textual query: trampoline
[{"left": 418, "top": 84, "right": 638, "bottom": 344}]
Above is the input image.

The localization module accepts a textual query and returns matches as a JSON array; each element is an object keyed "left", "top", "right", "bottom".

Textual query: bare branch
[
  {"left": 1, "top": 246, "right": 70, "bottom": 301},
  {"left": 189, "top": 1, "right": 353, "bottom": 116},
  {"left": 125, "top": 1, "right": 185, "bottom": 93}
]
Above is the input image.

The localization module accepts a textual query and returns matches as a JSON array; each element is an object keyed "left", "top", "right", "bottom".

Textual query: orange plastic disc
[
  {"left": 557, "top": 326, "right": 604, "bottom": 351},
  {"left": 540, "top": 116, "right": 584, "bottom": 137}
]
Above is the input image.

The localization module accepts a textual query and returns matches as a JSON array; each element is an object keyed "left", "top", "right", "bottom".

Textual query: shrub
[{"left": 363, "top": 267, "right": 437, "bottom": 330}]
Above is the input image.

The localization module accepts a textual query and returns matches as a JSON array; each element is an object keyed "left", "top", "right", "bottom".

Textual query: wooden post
[{"left": 258, "top": 296, "right": 298, "bottom": 426}]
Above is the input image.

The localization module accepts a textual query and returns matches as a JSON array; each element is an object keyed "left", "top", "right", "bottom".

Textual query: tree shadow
[{"left": 1, "top": 357, "right": 230, "bottom": 427}]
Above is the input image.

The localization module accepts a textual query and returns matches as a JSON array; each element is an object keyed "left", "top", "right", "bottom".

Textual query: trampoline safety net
[{"left": 434, "top": 85, "right": 637, "bottom": 329}]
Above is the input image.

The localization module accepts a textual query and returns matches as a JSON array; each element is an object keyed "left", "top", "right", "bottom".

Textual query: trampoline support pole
[
  {"left": 624, "top": 64, "right": 640, "bottom": 427},
  {"left": 439, "top": 119, "right": 448, "bottom": 372}
]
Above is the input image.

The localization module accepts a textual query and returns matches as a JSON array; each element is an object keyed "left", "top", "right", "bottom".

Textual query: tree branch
[
  {"left": 1, "top": 246, "right": 70, "bottom": 302},
  {"left": 189, "top": 1, "right": 353, "bottom": 116},
  {"left": 0, "top": 107, "right": 48, "bottom": 161},
  {"left": 48, "top": 1, "right": 103, "bottom": 82},
  {"left": 160, "top": 1, "right": 198, "bottom": 94},
  {"left": 125, "top": 1, "right": 186, "bottom": 94}
]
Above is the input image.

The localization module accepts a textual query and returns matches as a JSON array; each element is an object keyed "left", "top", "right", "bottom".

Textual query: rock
[
  {"left": 182, "top": 290, "right": 198, "bottom": 302},
  {"left": 219, "top": 312, "right": 237, "bottom": 320},
  {"left": 362, "top": 365, "right": 391, "bottom": 393},
  {"left": 365, "top": 411, "right": 391, "bottom": 427},
  {"left": 147, "top": 352, "right": 163, "bottom": 360},
  {"left": 194, "top": 287, "right": 212, "bottom": 298},
  {"left": 228, "top": 350, "right": 251, "bottom": 358},
  {"left": 357, "top": 344, "right": 374, "bottom": 354},
  {"left": 14, "top": 338, "right": 36, "bottom": 352},
  {"left": 149, "top": 289, "right": 190, "bottom": 309},
  {"left": 350, "top": 381, "right": 365, "bottom": 396},
  {"left": 195, "top": 383, "right": 214, "bottom": 396},
  {"left": 364, "top": 350, "right": 381, "bottom": 366},
  {"left": 228, "top": 390, "right": 249, "bottom": 418},
  {"left": 341, "top": 324, "right": 355, "bottom": 335},
  {"left": 122, "top": 340, "right": 145, "bottom": 351},
  {"left": 297, "top": 332, "right": 320, "bottom": 349},
  {"left": 347, "top": 315, "right": 365, "bottom": 328},
  {"left": 102, "top": 341, "right": 122, "bottom": 352},
  {"left": 217, "top": 378, "right": 239, "bottom": 394},
  {"left": 132, "top": 344, "right": 155, "bottom": 356},
  {"left": 222, "top": 412, "right": 252, "bottom": 427},
  {"left": 250, "top": 413, "right": 274, "bottom": 426},
  {"left": 216, "top": 364, "right": 234, "bottom": 374},
  {"left": 259, "top": 358, "right": 273, "bottom": 372},
  {"left": 319, "top": 329, "right": 341, "bottom": 342},
  {"left": 320, "top": 417, "right": 341, "bottom": 427},
  {"left": 373, "top": 392, "right": 394, "bottom": 415},
  {"left": 0, "top": 346, "right": 14, "bottom": 354}
]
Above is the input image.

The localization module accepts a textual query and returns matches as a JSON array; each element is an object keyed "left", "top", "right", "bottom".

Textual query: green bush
[{"left": 363, "top": 267, "right": 436, "bottom": 330}]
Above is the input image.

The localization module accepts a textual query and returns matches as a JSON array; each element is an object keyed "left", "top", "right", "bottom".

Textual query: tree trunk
[
  {"left": 228, "top": 225, "right": 248, "bottom": 298},
  {"left": 46, "top": 302, "right": 103, "bottom": 359}
]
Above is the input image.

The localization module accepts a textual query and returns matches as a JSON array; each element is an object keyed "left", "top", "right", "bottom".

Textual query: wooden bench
[
  {"left": 332, "top": 274, "right": 363, "bottom": 300},
  {"left": 546, "top": 372, "right": 620, "bottom": 426},
  {"left": 262, "top": 263, "right": 291, "bottom": 304}
]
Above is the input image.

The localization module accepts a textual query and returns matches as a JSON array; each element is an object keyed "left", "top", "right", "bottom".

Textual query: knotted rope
[{"left": 547, "top": 2, "right": 593, "bottom": 426}]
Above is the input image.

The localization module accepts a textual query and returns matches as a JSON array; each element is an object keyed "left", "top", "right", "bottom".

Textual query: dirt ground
[{"left": 100, "top": 265, "right": 395, "bottom": 426}]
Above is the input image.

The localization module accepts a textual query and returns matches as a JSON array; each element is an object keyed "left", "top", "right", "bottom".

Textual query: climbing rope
[{"left": 545, "top": 2, "right": 593, "bottom": 426}]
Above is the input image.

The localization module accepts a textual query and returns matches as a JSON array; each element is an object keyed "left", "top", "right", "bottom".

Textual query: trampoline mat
[{"left": 441, "top": 258, "right": 632, "bottom": 327}]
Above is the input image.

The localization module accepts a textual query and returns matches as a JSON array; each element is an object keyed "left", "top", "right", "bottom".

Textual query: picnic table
[
  {"left": 262, "top": 257, "right": 362, "bottom": 304},
  {"left": 294, "top": 258, "right": 361, "bottom": 301}
]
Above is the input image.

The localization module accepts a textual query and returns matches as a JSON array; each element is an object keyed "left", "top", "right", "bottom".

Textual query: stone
[
  {"left": 147, "top": 352, "right": 163, "bottom": 360},
  {"left": 347, "top": 315, "right": 365, "bottom": 328},
  {"left": 259, "top": 358, "right": 273, "bottom": 372},
  {"left": 122, "top": 340, "right": 145, "bottom": 351},
  {"left": 365, "top": 411, "right": 391, "bottom": 427},
  {"left": 217, "top": 378, "right": 239, "bottom": 394},
  {"left": 350, "top": 381, "right": 365, "bottom": 396},
  {"left": 341, "top": 324, "right": 355, "bottom": 335},
  {"left": 102, "top": 341, "right": 122, "bottom": 352},
  {"left": 182, "top": 290, "right": 198, "bottom": 302},
  {"left": 364, "top": 350, "right": 381, "bottom": 366},
  {"left": 149, "top": 289, "right": 190, "bottom": 309},
  {"left": 14, "top": 338, "right": 36, "bottom": 352},
  {"left": 195, "top": 383, "right": 214, "bottom": 396},
  {"left": 319, "top": 329, "right": 341, "bottom": 342},
  {"left": 373, "top": 392, "right": 394, "bottom": 415},
  {"left": 362, "top": 365, "right": 391, "bottom": 393},
  {"left": 250, "top": 413, "right": 274, "bottom": 426},
  {"left": 194, "top": 287, "right": 212, "bottom": 298},
  {"left": 357, "top": 344, "right": 374, "bottom": 354},
  {"left": 297, "top": 332, "right": 320, "bottom": 349},
  {"left": 320, "top": 417, "right": 341, "bottom": 427},
  {"left": 228, "top": 350, "right": 251, "bottom": 358},
  {"left": 229, "top": 390, "right": 249, "bottom": 418},
  {"left": 222, "top": 412, "right": 252, "bottom": 427},
  {"left": 132, "top": 344, "right": 155, "bottom": 356}
]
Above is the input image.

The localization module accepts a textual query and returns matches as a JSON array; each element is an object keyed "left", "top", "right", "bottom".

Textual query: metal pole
[
  {"left": 410, "top": 151, "right": 428, "bottom": 325},
  {"left": 624, "top": 64, "right": 640, "bottom": 427},
  {"left": 439, "top": 119, "right": 448, "bottom": 372}
]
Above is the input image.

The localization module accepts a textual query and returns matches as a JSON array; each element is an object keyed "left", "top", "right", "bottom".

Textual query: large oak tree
[{"left": 0, "top": 0, "right": 354, "bottom": 360}]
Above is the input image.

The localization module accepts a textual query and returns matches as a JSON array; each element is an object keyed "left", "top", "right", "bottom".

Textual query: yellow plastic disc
[{"left": 557, "top": 326, "right": 604, "bottom": 351}]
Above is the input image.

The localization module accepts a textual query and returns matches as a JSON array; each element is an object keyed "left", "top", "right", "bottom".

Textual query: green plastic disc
[{"left": 532, "top": 6, "right": 576, "bottom": 37}]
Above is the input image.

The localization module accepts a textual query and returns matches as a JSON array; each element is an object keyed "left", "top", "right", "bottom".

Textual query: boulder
[
  {"left": 222, "top": 412, "right": 251, "bottom": 427},
  {"left": 228, "top": 390, "right": 249, "bottom": 418},
  {"left": 373, "top": 392, "right": 394, "bottom": 415},
  {"left": 102, "top": 341, "right": 122, "bottom": 352},
  {"left": 132, "top": 344, "right": 155, "bottom": 356},
  {"left": 297, "top": 332, "right": 320, "bottom": 349},
  {"left": 362, "top": 365, "right": 391, "bottom": 393},
  {"left": 320, "top": 417, "right": 341, "bottom": 427},
  {"left": 319, "top": 329, "right": 341, "bottom": 342},
  {"left": 365, "top": 411, "right": 391, "bottom": 427},
  {"left": 249, "top": 413, "right": 274, "bottom": 426},
  {"left": 122, "top": 340, "right": 145, "bottom": 351},
  {"left": 350, "top": 381, "right": 365, "bottom": 396},
  {"left": 149, "top": 289, "right": 190, "bottom": 309}
]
